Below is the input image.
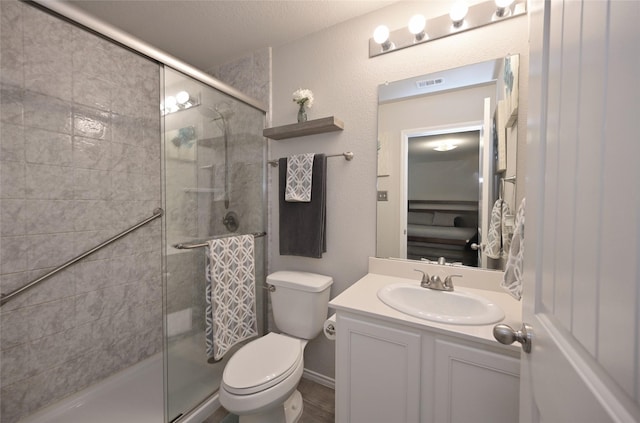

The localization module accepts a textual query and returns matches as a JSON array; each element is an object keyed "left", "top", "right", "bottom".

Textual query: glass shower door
[{"left": 162, "top": 67, "right": 266, "bottom": 422}]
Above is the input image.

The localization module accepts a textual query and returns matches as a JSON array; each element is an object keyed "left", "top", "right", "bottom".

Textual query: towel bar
[
  {"left": 173, "top": 232, "right": 267, "bottom": 250},
  {"left": 267, "top": 151, "right": 354, "bottom": 167}
]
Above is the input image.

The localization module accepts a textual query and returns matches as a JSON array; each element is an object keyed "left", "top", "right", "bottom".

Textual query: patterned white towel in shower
[
  {"left": 285, "top": 153, "right": 315, "bottom": 202},
  {"left": 205, "top": 234, "right": 258, "bottom": 361}
]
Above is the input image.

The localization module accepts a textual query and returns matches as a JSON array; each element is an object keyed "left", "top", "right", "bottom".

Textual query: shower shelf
[{"left": 263, "top": 116, "right": 344, "bottom": 140}]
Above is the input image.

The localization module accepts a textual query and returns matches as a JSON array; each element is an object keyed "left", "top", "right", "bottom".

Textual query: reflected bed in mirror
[{"left": 376, "top": 55, "right": 520, "bottom": 271}]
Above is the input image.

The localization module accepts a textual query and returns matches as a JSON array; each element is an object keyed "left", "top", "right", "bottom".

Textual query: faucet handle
[
  {"left": 444, "top": 274, "right": 462, "bottom": 290},
  {"left": 414, "top": 269, "right": 430, "bottom": 287}
]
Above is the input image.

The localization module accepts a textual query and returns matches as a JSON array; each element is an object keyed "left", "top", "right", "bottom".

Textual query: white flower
[{"left": 292, "top": 88, "right": 314, "bottom": 108}]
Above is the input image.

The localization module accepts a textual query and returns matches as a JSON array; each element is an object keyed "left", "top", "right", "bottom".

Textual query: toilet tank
[{"left": 267, "top": 271, "right": 333, "bottom": 339}]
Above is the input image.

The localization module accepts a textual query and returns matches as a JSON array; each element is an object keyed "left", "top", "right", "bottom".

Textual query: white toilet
[{"left": 219, "top": 270, "right": 333, "bottom": 423}]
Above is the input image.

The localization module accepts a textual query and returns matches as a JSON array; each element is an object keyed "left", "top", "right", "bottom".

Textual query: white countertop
[{"left": 329, "top": 272, "right": 522, "bottom": 352}]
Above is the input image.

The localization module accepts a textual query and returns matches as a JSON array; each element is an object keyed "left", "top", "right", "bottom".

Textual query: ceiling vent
[{"left": 415, "top": 77, "right": 445, "bottom": 89}]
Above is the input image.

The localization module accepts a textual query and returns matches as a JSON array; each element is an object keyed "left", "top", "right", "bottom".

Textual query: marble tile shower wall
[
  {"left": 207, "top": 48, "right": 271, "bottom": 108},
  {"left": 0, "top": 2, "right": 162, "bottom": 422}
]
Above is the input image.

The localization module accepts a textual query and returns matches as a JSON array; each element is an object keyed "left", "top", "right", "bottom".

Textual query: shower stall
[{"left": 0, "top": 1, "right": 267, "bottom": 422}]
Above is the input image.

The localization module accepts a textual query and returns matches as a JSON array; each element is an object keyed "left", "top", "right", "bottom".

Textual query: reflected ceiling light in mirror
[
  {"left": 408, "top": 14, "right": 427, "bottom": 42},
  {"left": 449, "top": 2, "right": 469, "bottom": 29},
  {"left": 373, "top": 25, "right": 394, "bottom": 52},
  {"left": 369, "top": 0, "right": 526, "bottom": 58},
  {"left": 433, "top": 141, "right": 459, "bottom": 152}
]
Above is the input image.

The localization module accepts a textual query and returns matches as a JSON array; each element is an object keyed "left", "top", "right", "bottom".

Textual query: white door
[{"left": 518, "top": 1, "right": 640, "bottom": 422}]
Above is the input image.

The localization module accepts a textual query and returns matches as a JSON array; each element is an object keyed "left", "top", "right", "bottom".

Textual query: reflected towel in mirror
[
  {"left": 486, "top": 199, "right": 512, "bottom": 259},
  {"left": 501, "top": 198, "right": 525, "bottom": 300}
]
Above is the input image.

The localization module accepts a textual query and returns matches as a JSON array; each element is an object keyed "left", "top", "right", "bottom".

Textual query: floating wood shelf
[{"left": 263, "top": 116, "right": 344, "bottom": 140}]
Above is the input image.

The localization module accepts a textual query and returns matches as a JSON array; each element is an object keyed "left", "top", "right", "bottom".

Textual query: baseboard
[{"left": 302, "top": 368, "right": 335, "bottom": 390}]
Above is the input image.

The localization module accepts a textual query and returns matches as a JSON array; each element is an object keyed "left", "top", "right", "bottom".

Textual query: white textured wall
[{"left": 270, "top": 2, "right": 529, "bottom": 379}]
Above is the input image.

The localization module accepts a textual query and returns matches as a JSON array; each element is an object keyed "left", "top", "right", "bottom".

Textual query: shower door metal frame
[{"left": 30, "top": 0, "right": 267, "bottom": 114}]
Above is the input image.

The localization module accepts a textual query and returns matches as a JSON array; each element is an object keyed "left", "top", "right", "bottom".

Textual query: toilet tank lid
[{"left": 267, "top": 271, "right": 333, "bottom": 292}]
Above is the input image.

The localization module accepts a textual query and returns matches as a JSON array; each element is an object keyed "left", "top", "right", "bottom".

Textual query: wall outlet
[{"left": 377, "top": 191, "right": 388, "bottom": 201}]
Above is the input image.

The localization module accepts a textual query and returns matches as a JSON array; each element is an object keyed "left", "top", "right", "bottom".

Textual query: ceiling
[{"left": 65, "top": 0, "right": 396, "bottom": 71}]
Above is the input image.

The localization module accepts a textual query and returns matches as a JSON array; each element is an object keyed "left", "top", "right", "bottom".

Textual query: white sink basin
[{"left": 377, "top": 283, "right": 505, "bottom": 325}]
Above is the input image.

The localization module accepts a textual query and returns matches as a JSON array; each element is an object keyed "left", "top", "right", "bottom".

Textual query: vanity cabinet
[
  {"left": 433, "top": 338, "right": 520, "bottom": 423},
  {"left": 336, "top": 315, "right": 422, "bottom": 422},
  {"left": 335, "top": 312, "right": 520, "bottom": 423}
]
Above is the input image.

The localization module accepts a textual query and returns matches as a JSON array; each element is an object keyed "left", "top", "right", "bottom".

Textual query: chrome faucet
[
  {"left": 414, "top": 269, "right": 431, "bottom": 289},
  {"left": 414, "top": 269, "right": 462, "bottom": 292}
]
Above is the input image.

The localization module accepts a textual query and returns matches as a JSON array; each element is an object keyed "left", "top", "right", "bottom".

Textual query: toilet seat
[{"left": 222, "top": 333, "right": 303, "bottom": 395}]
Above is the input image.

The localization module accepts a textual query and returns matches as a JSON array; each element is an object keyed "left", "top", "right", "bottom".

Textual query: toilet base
[
  {"left": 238, "top": 390, "right": 303, "bottom": 423},
  {"left": 284, "top": 390, "right": 303, "bottom": 423}
]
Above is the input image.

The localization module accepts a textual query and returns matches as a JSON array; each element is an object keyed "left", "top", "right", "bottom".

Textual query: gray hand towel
[{"left": 279, "top": 154, "right": 327, "bottom": 258}]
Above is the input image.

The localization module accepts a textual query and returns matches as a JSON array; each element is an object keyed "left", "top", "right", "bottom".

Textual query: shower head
[
  {"left": 198, "top": 105, "right": 219, "bottom": 120},
  {"left": 214, "top": 101, "right": 234, "bottom": 120},
  {"left": 199, "top": 103, "right": 233, "bottom": 124}
]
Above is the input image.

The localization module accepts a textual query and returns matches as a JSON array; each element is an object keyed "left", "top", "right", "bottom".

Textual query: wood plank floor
[{"left": 202, "top": 378, "right": 335, "bottom": 423}]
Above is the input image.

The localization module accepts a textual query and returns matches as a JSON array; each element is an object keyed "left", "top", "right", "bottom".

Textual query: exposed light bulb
[
  {"left": 449, "top": 1, "right": 469, "bottom": 27},
  {"left": 373, "top": 25, "right": 390, "bottom": 44},
  {"left": 176, "top": 91, "right": 190, "bottom": 105},
  {"left": 495, "top": 0, "right": 514, "bottom": 8},
  {"left": 408, "top": 14, "right": 427, "bottom": 42},
  {"left": 408, "top": 14, "right": 426, "bottom": 34},
  {"left": 494, "top": 0, "right": 515, "bottom": 17},
  {"left": 373, "top": 25, "right": 394, "bottom": 52},
  {"left": 165, "top": 96, "right": 177, "bottom": 108},
  {"left": 164, "top": 96, "right": 178, "bottom": 114}
]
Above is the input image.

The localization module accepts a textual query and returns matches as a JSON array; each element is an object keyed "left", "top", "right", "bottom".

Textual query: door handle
[
  {"left": 493, "top": 323, "right": 533, "bottom": 353},
  {"left": 470, "top": 243, "right": 481, "bottom": 251}
]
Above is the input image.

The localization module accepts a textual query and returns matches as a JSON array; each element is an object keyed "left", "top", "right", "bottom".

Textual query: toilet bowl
[
  {"left": 219, "top": 333, "right": 307, "bottom": 423},
  {"left": 219, "top": 271, "right": 333, "bottom": 423}
]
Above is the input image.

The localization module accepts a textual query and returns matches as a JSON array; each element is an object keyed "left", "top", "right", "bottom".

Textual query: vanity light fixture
[
  {"left": 449, "top": 2, "right": 469, "bottom": 29},
  {"left": 162, "top": 90, "right": 201, "bottom": 115},
  {"left": 176, "top": 90, "right": 194, "bottom": 107},
  {"left": 494, "top": 0, "right": 515, "bottom": 18},
  {"left": 373, "top": 25, "right": 394, "bottom": 52},
  {"left": 408, "top": 14, "right": 427, "bottom": 42},
  {"left": 369, "top": 0, "right": 526, "bottom": 58},
  {"left": 163, "top": 95, "right": 178, "bottom": 115}
]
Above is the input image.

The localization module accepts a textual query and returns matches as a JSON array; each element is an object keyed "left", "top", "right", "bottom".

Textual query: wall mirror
[{"left": 376, "top": 55, "right": 519, "bottom": 271}]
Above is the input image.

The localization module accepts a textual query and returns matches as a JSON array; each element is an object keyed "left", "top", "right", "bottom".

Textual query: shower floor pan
[
  {"left": 21, "top": 333, "right": 224, "bottom": 423},
  {"left": 21, "top": 353, "right": 164, "bottom": 423}
]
